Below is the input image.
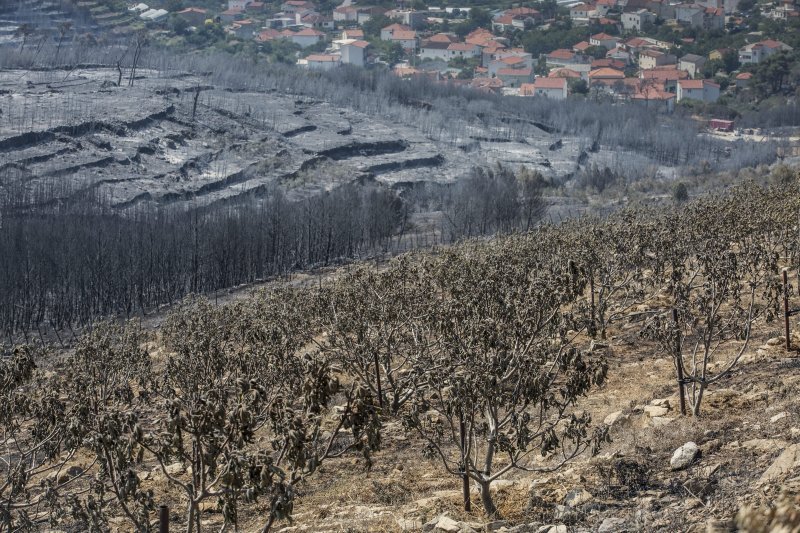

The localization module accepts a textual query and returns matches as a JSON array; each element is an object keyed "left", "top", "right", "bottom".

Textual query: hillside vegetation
[{"left": 2, "top": 169, "right": 800, "bottom": 532}]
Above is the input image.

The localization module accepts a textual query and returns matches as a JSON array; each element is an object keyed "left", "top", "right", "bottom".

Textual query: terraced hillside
[{"left": 0, "top": 67, "right": 603, "bottom": 213}]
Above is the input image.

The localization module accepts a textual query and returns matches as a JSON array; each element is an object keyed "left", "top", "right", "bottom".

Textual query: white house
[
  {"left": 677, "top": 79, "right": 720, "bottom": 102},
  {"left": 446, "top": 42, "right": 481, "bottom": 59},
  {"left": 520, "top": 77, "right": 568, "bottom": 99},
  {"left": 570, "top": 3, "right": 592, "bottom": 20},
  {"left": 621, "top": 9, "right": 655, "bottom": 31},
  {"left": 380, "top": 23, "right": 411, "bottom": 41},
  {"left": 679, "top": 54, "right": 706, "bottom": 78},
  {"left": 674, "top": 4, "right": 704, "bottom": 27},
  {"left": 341, "top": 40, "right": 369, "bottom": 67},
  {"left": 590, "top": 33, "right": 619, "bottom": 50},
  {"left": 639, "top": 49, "right": 676, "bottom": 70},
  {"left": 289, "top": 28, "right": 325, "bottom": 47},
  {"left": 738, "top": 39, "right": 792, "bottom": 64},
  {"left": 303, "top": 54, "right": 341, "bottom": 70},
  {"left": 228, "top": 0, "right": 250, "bottom": 10},
  {"left": 420, "top": 40, "right": 451, "bottom": 60}
]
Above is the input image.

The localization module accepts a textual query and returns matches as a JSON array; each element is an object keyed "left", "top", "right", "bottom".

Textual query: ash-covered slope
[{"left": 0, "top": 67, "right": 606, "bottom": 212}]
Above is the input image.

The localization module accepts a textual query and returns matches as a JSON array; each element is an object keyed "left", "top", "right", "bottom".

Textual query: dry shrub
[{"left": 736, "top": 492, "right": 800, "bottom": 532}]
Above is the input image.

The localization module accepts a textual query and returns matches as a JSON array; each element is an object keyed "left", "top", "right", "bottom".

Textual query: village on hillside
[{"left": 93, "top": 0, "right": 799, "bottom": 117}]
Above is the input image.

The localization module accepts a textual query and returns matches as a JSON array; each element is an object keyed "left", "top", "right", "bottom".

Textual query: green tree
[
  {"left": 362, "top": 14, "right": 393, "bottom": 38},
  {"left": 754, "top": 51, "right": 791, "bottom": 95}
]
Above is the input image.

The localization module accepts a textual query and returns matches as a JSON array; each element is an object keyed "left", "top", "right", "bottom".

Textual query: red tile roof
[
  {"left": 549, "top": 68, "right": 581, "bottom": 78},
  {"left": 448, "top": 43, "right": 478, "bottom": 52},
  {"left": 589, "top": 67, "right": 625, "bottom": 78},
  {"left": 500, "top": 55, "right": 526, "bottom": 65},
  {"left": 307, "top": 54, "right": 340, "bottom": 62},
  {"left": 640, "top": 68, "right": 688, "bottom": 81},
  {"left": 547, "top": 49, "right": 575, "bottom": 60},
  {"left": 498, "top": 67, "right": 533, "bottom": 76},
  {"left": 632, "top": 83, "right": 675, "bottom": 100},
  {"left": 391, "top": 31, "right": 417, "bottom": 40},
  {"left": 383, "top": 23, "right": 411, "bottom": 32},
  {"left": 533, "top": 77, "right": 567, "bottom": 89},
  {"left": 429, "top": 33, "right": 458, "bottom": 43},
  {"left": 592, "top": 58, "right": 625, "bottom": 69},
  {"left": 295, "top": 28, "right": 324, "bottom": 36},
  {"left": 678, "top": 79, "right": 720, "bottom": 89}
]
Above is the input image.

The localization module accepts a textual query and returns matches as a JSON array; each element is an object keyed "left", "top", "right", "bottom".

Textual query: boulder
[
  {"left": 644, "top": 405, "right": 669, "bottom": 418},
  {"left": 758, "top": 444, "right": 800, "bottom": 485},
  {"left": 165, "top": 462, "right": 185, "bottom": 475},
  {"left": 423, "top": 515, "right": 465, "bottom": 533},
  {"left": 604, "top": 411, "right": 627, "bottom": 426},
  {"left": 650, "top": 416, "right": 674, "bottom": 427},
  {"left": 766, "top": 336, "right": 785, "bottom": 346},
  {"left": 553, "top": 504, "right": 580, "bottom": 524},
  {"left": 670, "top": 442, "right": 699, "bottom": 470},
  {"left": 397, "top": 518, "right": 424, "bottom": 531},
  {"left": 564, "top": 488, "right": 593, "bottom": 508},
  {"left": 770, "top": 412, "right": 788, "bottom": 423},
  {"left": 598, "top": 517, "right": 627, "bottom": 532},
  {"left": 740, "top": 438, "right": 789, "bottom": 453},
  {"left": 537, "top": 526, "right": 567, "bottom": 533}
]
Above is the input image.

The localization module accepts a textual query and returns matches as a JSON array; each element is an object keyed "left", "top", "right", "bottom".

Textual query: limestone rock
[
  {"left": 758, "top": 444, "right": 800, "bottom": 485},
  {"left": 423, "top": 515, "right": 464, "bottom": 533},
  {"left": 598, "top": 517, "right": 627, "bottom": 532},
  {"left": 670, "top": 442, "right": 699, "bottom": 470},
  {"left": 564, "top": 488, "right": 593, "bottom": 508},
  {"left": 165, "top": 462, "right": 185, "bottom": 475},
  {"left": 770, "top": 412, "right": 788, "bottom": 423},
  {"left": 740, "top": 438, "right": 789, "bottom": 453},
  {"left": 604, "top": 411, "right": 627, "bottom": 426},
  {"left": 537, "top": 526, "right": 567, "bottom": 533},
  {"left": 650, "top": 416, "right": 674, "bottom": 427},
  {"left": 397, "top": 518, "right": 424, "bottom": 531},
  {"left": 766, "top": 336, "right": 785, "bottom": 346},
  {"left": 644, "top": 405, "right": 669, "bottom": 418}
]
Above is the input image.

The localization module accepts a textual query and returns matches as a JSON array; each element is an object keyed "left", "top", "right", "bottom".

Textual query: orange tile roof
[
  {"left": 498, "top": 67, "right": 533, "bottom": 76},
  {"left": 448, "top": 43, "right": 477, "bottom": 51},
  {"left": 500, "top": 55, "right": 526, "bottom": 65},
  {"left": 678, "top": 79, "right": 720, "bottom": 89},
  {"left": 640, "top": 68, "right": 688, "bottom": 81},
  {"left": 549, "top": 68, "right": 581, "bottom": 78},
  {"left": 589, "top": 67, "right": 625, "bottom": 78},
  {"left": 533, "top": 77, "right": 567, "bottom": 89},
  {"left": 295, "top": 28, "right": 324, "bottom": 36},
  {"left": 383, "top": 23, "right": 411, "bottom": 32},
  {"left": 391, "top": 31, "right": 417, "bottom": 40},
  {"left": 307, "top": 54, "right": 340, "bottom": 62},
  {"left": 547, "top": 49, "right": 575, "bottom": 60},
  {"left": 429, "top": 33, "right": 458, "bottom": 43}
]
